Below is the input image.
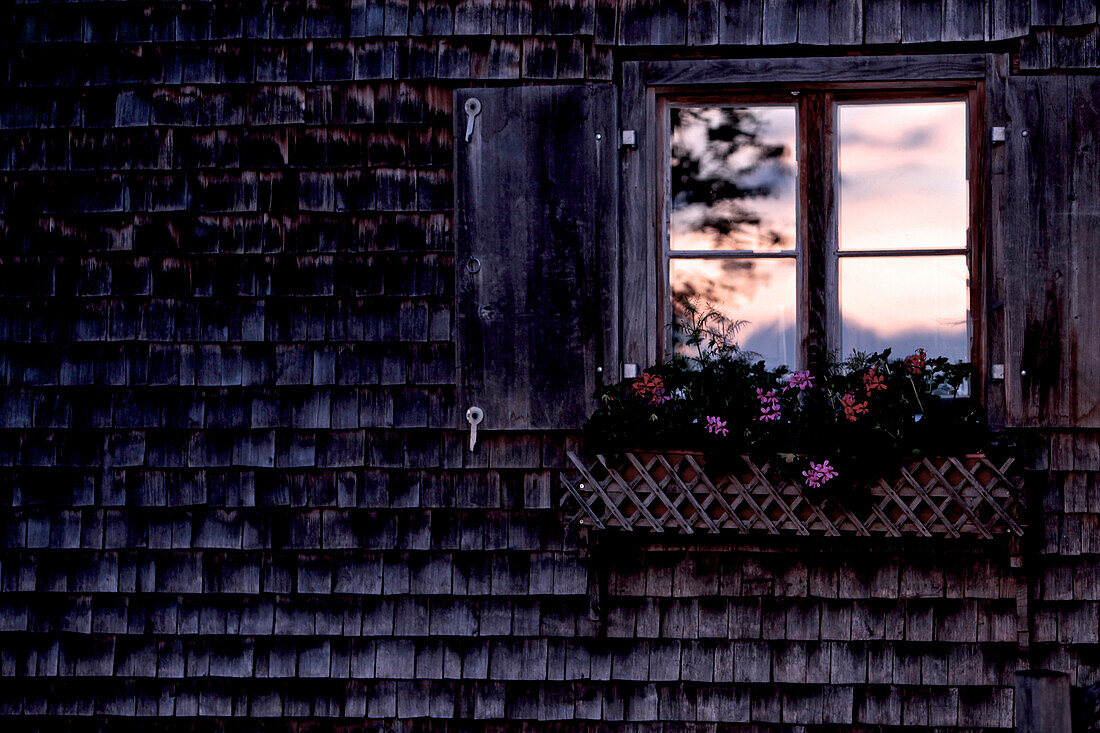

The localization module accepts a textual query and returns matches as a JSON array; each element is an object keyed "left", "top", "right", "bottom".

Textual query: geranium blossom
[
  {"left": 756, "top": 388, "right": 781, "bottom": 422},
  {"left": 704, "top": 416, "right": 729, "bottom": 436},
  {"left": 632, "top": 372, "right": 671, "bottom": 405},
  {"left": 784, "top": 370, "right": 815, "bottom": 391},
  {"left": 863, "top": 366, "right": 886, "bottom": 393},
  {"left": 802, "top": 460, "right": 838, "bottom": 488},
  {"left": 840, "top": 392, "right": 869, "bottom": 422},
  {"left": 904, "top": 348, "right": 928, "bottom": 374}
]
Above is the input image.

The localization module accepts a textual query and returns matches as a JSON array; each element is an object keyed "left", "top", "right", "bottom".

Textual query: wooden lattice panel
[{"left": 559, "top": 451, "right": 1026, "bottom": 538}]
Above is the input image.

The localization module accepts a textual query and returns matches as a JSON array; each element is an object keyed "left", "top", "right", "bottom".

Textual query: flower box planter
[{"left": 560, "top": 450, "right": 1026, "bottom": 538}]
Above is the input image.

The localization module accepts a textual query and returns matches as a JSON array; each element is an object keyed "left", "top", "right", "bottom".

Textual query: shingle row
[
  {"left": 0, "top": 549, "right": 587, "bottom": 595},
  {"left": 2, "top": 82, "right": 452, "bottom": 132},
  {"left": 0, "top": 593, "right": 1017, "bottom": 646},
  {"left": 0, "top": 677, "right": 1016, "bottom": 726},
  {"left": 0, "top": 127, "right": 452, "bottom": 172},
  {"left": 0, "top": 633, "right": 1021, "bottom": 688}
]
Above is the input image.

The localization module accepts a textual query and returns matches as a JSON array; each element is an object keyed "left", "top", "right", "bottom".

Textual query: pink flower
[
  {"left": 802, "top": 460, "right": 838, "bottom": 488},
  {"left": 756, "top": 388, "right": 781, "bottom": 422},
  {"left": 784, "top": 370, "right": 815, "bottom": 391},
  {"left": 704, "top": 416, "right": 729, "bottom": 436}
]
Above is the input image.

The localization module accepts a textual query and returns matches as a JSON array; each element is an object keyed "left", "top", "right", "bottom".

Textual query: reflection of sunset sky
[
  {"left": 670, "top": 101, "right": 970, "bottom": 365},
  {"left": 670, "top": 106, "right": 797, "bottom": 252},
  {"left": 839, "top": 101, "right": 968, "bottom": 250},
  {"left": 837, "top": 101, "right": 969, "bottom": 360},
  {"left": 671, "top": 258, "right": 797, "bottom": 367}
]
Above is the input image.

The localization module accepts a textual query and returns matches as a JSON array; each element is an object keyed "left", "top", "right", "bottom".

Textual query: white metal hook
[{"left": 465, "top": 406, "right": 484, "bottom": 451}]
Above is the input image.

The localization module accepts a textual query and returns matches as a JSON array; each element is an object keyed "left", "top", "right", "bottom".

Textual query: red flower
[
  {"left": 904, "top": 348, "right": 928, "bottom": 374},
  {"left": 863, "top": 366, "right": 887, "bottom": 393},
  {"left": 840, "top": 392, "right": 869, "bottom": 422},
  {"left": 632, "top": 372, "right": 671, "bottom": 405}
]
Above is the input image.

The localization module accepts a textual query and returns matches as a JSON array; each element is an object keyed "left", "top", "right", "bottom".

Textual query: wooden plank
[
  {"left": 491, "top": 0, "right": 533, "bottom": 35},
  {"left": 901, "top": 0, "right": 943, "bottom": 43},
  {"left": 454, "top": 85, "right": 618, "bottom": 430},
  {"left": 687, "top": 0, "right": 720, "bottom": 45},
  {"left": 1020, "top": 29, "right": 1054, "bottom": 69},
  {"left": 1015, "top": 671, "right": 1071, "bottom": 733},
  {"left": 640, "top": 54, "right": 987, "bottom": 85},
  {"left": 453, "top": 0, "right": 493, "bottom": 34},
  {"left": 593, "top": 0, "right": 619, "bottom": 43},
  {"left": 829, "top": 0, "right": 863, "bottom": 45},
  {"left": 653, "top": 0, "right": 689, "bottom": 44},
  {"left": 761, "top": 0, "right": 799, "bottom": 45},
  {"left": 620, "top": 61, "right": 655, "bottom": 369},
  {"left": 989, "top": 0, "right": 1030, "bottom": 40},
  {"left": 1069, "top": 75, "right": 1100, "bottom": 425},
  {"left": 620, "top": 0, "right": 688, "bottom": 45},
  {"left": 718, "top": 0, "right": 763, "bottom": 45},
  {"left": 1003, "top": 75, "right": 1083, "bottom": 427},
  {"left": 797, "top": 0, "right": 830, "bottom": 44},
  {"left": 864, "top": 0, "right": 902, "bottom": 43},
  {"left": 1030, "top": 0, "right": 1063, "bottom": 25},
  {"left": 574, "top": 0, "right": 597, "bottom": 36},
  {"left": 800, "top": 92, "right": 833, "bottom": 370},
  {"left": 981, "top": 55, "right": 1010, "bottom": 431},
  {"left": 424, "top": 0, "right": 455, "bottom": 35},
  {"left": 1063, "top": 0, "right": 1096, "bottom": 25},
  {"left": 941, "top": 0, "right": 986, "bottom": 41},
  {"left": 1054, "top": 26, "right": 1099, "bottom": 68}
]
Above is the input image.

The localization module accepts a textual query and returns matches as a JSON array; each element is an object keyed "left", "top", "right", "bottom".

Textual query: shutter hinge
[{"left": 620, "top": 130, "right": 637, "bottom": 148}]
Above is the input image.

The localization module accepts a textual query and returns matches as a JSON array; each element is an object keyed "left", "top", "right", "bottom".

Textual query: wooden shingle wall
[
  {"left": 0, "top": 0, "right": 1098, "bottom": 729},
  {"left": 1030, "top": 432, "right": 1100, "bottom": 687}
]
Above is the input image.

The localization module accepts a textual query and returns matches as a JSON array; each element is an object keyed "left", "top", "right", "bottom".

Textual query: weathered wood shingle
[{"left": 1, "top": 0, "right": 1099, "bottom": 729}]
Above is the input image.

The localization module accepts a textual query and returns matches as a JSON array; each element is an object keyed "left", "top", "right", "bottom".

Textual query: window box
[{"left": 561, "top": 450, "right": 1025, "bottom": 539}]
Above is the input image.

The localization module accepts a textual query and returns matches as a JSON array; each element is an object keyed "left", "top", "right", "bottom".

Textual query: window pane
[
  {"left": 670, "top": 106, "right": 797, "bottom": 252},
  {"left": 840, "top": 255, "right": 969, "bottom": 361},
  {"left": 837, "top": 101, "right": 968, "bottom": 251},
  {"left": 670, "top": 258, "right": 797, "bottom": 368}
]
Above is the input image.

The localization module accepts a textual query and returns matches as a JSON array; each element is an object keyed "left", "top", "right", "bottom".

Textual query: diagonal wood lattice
[{"left": 560, "top": 451, "right": 1026, "bottom": 538}]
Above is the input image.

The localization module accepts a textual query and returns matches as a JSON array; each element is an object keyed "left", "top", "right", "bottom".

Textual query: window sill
[{"left": 560, "top": 450, "right": 1025, "bottom": 539}]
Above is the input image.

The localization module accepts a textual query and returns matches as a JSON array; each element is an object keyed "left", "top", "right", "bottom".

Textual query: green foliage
[{"left": 584, "top": 304, "right": 1002, "bottom": 492}]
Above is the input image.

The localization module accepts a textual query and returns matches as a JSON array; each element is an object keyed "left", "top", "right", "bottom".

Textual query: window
[{"left": 663, "top": 88, "right": 977, "bottom": 370}]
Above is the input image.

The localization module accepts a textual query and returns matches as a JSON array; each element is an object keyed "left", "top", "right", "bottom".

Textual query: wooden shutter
[
  {"left": 1002, "top": 75, "right": 1100, "bottom": 427},
  {"left": 454, "top": 85, "right": 618, "bottom": 431}
]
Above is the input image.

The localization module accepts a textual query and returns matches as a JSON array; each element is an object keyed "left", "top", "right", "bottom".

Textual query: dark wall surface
[{"left": 2, "top": 1, "right": 1100, "bottom": 730}]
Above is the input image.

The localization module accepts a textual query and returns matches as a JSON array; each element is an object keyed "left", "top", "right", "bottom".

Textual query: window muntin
[{"left": 664, "top": 92, "right": 974, "bottom": 370}]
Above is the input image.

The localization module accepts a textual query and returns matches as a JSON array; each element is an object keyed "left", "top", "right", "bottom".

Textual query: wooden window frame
[{"left": 621, "top": 54, "right": 996, "bottom": 402}]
